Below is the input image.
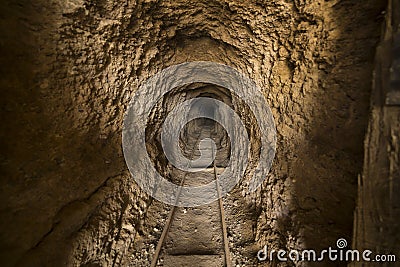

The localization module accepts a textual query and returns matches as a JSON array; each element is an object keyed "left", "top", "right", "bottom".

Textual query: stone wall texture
[{"left": 352, "top": 0, "right": 400, "bottom": 266}]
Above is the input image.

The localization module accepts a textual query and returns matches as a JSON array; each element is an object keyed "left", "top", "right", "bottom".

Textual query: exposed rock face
[
  {"left": 0, "top": 0, "right": 386, "bottom": 266},
  {"left": 352, "top": 1, "right": 400, "bottom": 265}
]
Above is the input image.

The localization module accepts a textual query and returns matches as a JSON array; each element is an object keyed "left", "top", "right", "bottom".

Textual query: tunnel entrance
[
  {"left": 145, "top": 83, "right": 261, "bottom": 184},
  {"left": 180, "top": 95, "right": 230, "bottom": 168}
]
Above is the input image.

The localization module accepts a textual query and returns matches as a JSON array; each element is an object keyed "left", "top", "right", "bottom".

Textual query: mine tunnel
[{"left": 1, "top": 0, "right": 400, "bottom": 266}]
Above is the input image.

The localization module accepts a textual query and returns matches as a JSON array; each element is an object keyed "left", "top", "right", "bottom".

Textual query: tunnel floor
[{"left": 129, "top": 118, "right": 259, "bottom": 266}]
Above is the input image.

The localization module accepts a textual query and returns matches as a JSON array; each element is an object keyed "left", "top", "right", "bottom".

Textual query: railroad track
[{"left": 150, "top": 126, "right": 232, "bottom": 267}]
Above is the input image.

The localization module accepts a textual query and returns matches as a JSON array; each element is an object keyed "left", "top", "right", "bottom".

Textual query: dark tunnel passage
[{"left": 0, "top": 0, "right": 395, "bottom": 266}]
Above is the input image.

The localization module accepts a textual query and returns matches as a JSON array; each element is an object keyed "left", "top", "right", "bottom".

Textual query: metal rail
[
  {"left": 150, "top": 134, "right": 198, "bottom": 267},
  {"left": 213, "top": 145, "right": 232, "bottom": 267},
  {"left": 150, "top": 174, "right": 185, "bottom": 267},
  {"left": 150, "top": 135, "right": 232, "bottom": 267}
]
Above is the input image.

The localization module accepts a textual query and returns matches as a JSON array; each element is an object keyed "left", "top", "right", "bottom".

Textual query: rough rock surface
[
  {"left": 352, "top": 1, "right": 400, "bottom": 266},
  {"left": 0, "top": 0, "right": 386, "bottom": 266}
]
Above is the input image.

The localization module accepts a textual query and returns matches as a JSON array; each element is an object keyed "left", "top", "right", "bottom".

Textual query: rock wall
[
  {"left": 352, "top": 0, "right": 400, "bottom": 265},
  {"left": 0, "top": 0, "right": 386, "bottom": 266}
]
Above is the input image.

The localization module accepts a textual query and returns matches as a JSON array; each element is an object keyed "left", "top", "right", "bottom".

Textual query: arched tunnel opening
[
  {"left": 1, "top": 0, "right": 398, "bottom": 266},
  {"left": 145, "top": 83, "right": 261, "bottom": 181}
]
